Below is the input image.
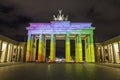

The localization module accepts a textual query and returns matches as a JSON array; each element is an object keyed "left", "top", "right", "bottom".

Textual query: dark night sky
[{"left": 0, "top": 0, "right": 120, "bottom": 42}]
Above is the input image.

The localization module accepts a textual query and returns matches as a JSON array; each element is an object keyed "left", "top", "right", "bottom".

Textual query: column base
[
  {"left": 49, "top": 59, "right": 55, "bottom": 63},
  {"left": 26, "top": 55, "right": 30, "bottom": 62}
]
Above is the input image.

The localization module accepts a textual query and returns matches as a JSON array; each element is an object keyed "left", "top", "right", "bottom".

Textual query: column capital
[
  {"left": 66, "top": 32, "right": 70, "bottom": 37},
  {"left": 28, "top": 33, "right": 32, "bottom": 35},
  {"left": 90, "top": 32, "right": 94, "bottom": 36},
  {"left": 50, "top": 34, "right": 55, "bottom": 41},
  {"left": 39, "top": 34, "right": 43, "bottom": 39}
]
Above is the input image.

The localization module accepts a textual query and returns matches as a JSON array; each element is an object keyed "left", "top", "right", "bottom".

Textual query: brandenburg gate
[{"left": 26, "top": 10, "right": 95, "bottom": 63}]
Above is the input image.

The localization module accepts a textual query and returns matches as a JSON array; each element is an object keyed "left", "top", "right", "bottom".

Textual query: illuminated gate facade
[{"left": 26, "top": 10, "right": 95, "bottom": 62}]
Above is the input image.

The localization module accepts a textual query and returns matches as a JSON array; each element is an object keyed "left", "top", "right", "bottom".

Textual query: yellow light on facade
[{"left": 1, "top": 42, "right": 7, "bottom": 62}]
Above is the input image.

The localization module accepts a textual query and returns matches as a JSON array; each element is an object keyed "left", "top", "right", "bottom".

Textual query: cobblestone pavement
[{"left": 0, "top": 63, "right": 119, "bottom": 80}]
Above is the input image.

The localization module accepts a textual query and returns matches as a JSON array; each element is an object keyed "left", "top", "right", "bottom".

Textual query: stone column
[
  {"left": 5, "top": 43, "right": 9, "bottom": 62},
  {"left": 0, "top": 41, "right": 3, "bottom": 62},
  {"left": 50, "top": 34, "right": 55, "bottom": 62},
  {"left": 109, "top": 44, "right": 114, "bottom": 63},
  {"left": 107, "top": 45, "right": 110, "bottom": 63},
  {"left": 26, "top": 34, "right": 32, "bottom": 62},
  {"left": 7, "top": 44, "right": 11, "bottom": 62},
  {"left": 88, "top": 35, "right": 92, "bottom": 62},
  {"left": 14, "top": 46, "right": 17, "bottom": 62},
  {"left": 90, "top": 34, "right": 95, "bottom": 62},
  {"left": 75, "top": 35, "right": 78, "bottom": 62},
  {"left": 65, "top": 32, "right": 71, "bottom": 62},
  {"left": 102, "top": 45, "right": 106, "bottom": 63},
  {"left": 19, "top": 47, "right": 24, "bottom": 62},
  {"left": 101, "top": 47, "right": 105, "bottom": 62},
  {"left": 10, "top": 44, "right": 13, "bottom": 62},
  {"left": 116, "top": 42, "right": 120, "bottom": 63},
  {"left": 113, "top": 42, "right": 120, "bottom": 63},
  {"left": 112, "top": 43, "right": 116, "bottom": 63},
  {"left": 42, "top": 35, "right": 46, "bottom": 62},
  {"left": 78, "top": 34, "right": 83, "bottom": 62},
  {"left": 17, "top": 46, "right": 20, "bottom": 62},
  {"left": 38, "top": 34, "right": 43, "bottom": 62},
  {"left": 30, "top": 35, "right": 34, "bottom": 61},
  {"left": 97, "top": 47, "right": 101, "bottom": 62},
  {"left": 33, "top": 36, "right": 37, "bottom": 61},
  {"left": 10, "top": 44, "right": 14, "bottom": 62},
  {"left": 118, "top": 42, "right": 120, "bottom": 63},
  {"left": 85, "top": 37, "right": 89, "bottom": 62},
  {"left": 103, "top": 46, "right": 107, "bottom": 63}
]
